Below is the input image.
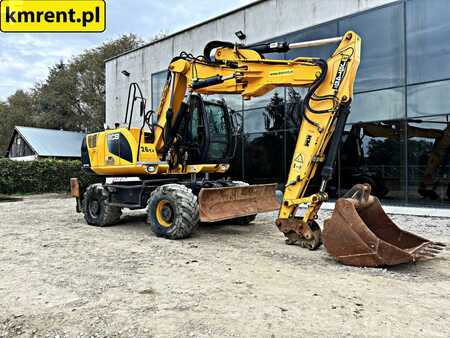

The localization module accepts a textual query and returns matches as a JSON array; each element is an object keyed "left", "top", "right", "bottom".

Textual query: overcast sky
[{"left": 0, "top": 0, "right": 253, "bottom": 101}]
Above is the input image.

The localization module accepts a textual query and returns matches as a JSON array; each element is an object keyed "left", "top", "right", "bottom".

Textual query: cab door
[{"left": 182, "top": 96, "right": 234, "bottom": 164}]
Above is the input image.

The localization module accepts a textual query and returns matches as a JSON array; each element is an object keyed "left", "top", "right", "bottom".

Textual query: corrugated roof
[{"left": 15, "top": 126, "right": 85, "bottom": 158}]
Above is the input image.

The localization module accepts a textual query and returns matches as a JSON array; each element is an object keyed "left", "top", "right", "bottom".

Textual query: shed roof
[{"left": 12, "top": 126, "right": 85, "bottom": 158}]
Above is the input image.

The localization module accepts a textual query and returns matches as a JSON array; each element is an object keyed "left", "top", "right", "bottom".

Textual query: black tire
[
  {"left": 82, "top": 184, "right": 122, "bottom": 226},
  {"left": 234, "top": 214, "right": 257, "bottom": 225},
  {"left": 147, "top": 184, "right": 199, "bottom": 239}
]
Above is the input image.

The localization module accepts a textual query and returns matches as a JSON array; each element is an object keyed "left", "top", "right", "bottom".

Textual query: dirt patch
[{"left": 0, "top": 195, "right": 449, "bottom": 337}]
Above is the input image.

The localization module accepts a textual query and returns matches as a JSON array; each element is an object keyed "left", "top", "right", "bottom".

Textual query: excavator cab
[{"left": 175, "top": 95, "right": 236, "bottom": 165}]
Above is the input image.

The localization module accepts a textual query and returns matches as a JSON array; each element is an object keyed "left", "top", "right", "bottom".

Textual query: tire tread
[
  {"left": 82, "top": 184, "right": 122, "bottom": 226},
  {"left": 147, "top": 184, "right": 199, "bottom": 239}
]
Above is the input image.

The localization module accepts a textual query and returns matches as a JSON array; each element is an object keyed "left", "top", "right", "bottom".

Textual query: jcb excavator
[{"left": 71, "top": 31, "right": 445, "bottom": 267}]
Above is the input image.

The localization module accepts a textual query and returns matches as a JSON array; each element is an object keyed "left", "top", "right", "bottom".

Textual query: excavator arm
[{"left": 154, "top": 31, "right": 361, "bottom": 248}]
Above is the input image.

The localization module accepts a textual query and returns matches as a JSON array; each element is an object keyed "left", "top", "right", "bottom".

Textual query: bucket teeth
[{"left": 413, "top": 242, "right": 446, "bottom": 260}]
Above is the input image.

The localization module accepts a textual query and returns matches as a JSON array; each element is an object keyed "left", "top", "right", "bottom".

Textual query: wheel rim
[
  {"left": 89, "top": 199, "right": 100, "bottom": 216},
  {"left": 156, "top": 200, "right": 174, "bottom": 228}
]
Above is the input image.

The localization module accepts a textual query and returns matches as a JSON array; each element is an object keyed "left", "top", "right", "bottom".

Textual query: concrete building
[{"left": 105, "top": 0, "right": 450, "bottom": 207}]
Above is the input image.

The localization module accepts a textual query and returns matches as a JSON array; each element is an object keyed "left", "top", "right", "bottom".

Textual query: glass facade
[
  {"left": 151, "top": 70, "right": 168, "bottom": 110},
  {"left": 151, "top": 0, "right": 450, "bottom": 207},
  {"left": 406, "top": 0, "right": 450, "bottom": 84}
]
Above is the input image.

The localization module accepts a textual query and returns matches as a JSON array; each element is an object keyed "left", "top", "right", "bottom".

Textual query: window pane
[
  {"left": 151, "top": 70, "right": 169, "bottom": 110},
  {"left": 406, "top": 116, "right": 450, "bottom": 205},
  {"left": 338, "top": 121, "right": 405, "bottom": 201},
  {"left": 407, "top": 0, "right": 450, "bottom": 84},
  {"left": 203, "top": 94, "right": 242, "bottom": 112},
  {"left": 339, "top": 4, "right": 405, "bottom": 92},
  {"left": 244, "top": 131, "right": 285, "bottom": 184},
  {"left": 407, "top": 80, "right": 450, "bottom": 118},
  {"left": 244, "top": 91, "right": 286, "bottom": 133},
  {"left": 244, "top": 108, "right": 269, "bottom": 134},
  {"left": 204, "top": 103, "right": 231, "bottom": 161},
  {"left": 285, "top": 22, "right": 339, "bottom": 60},
  {"left": 244, "top": 87, "right": 284, "bottom": 111},
  {"left": 349, "top": 87, "right": 405, "bottom": 124}
]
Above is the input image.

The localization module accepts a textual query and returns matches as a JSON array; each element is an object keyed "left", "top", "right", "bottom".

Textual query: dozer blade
[
  {"left": 198, "top": 183, "right": 280, "bottom": 223},
  {"left": 323, "top": 184, "right": 446, "bottom": 267}
]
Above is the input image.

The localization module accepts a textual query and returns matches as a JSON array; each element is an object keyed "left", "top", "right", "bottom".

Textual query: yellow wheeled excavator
[{"left": 71, "top": 31, "right": 445, "bottom": 267}]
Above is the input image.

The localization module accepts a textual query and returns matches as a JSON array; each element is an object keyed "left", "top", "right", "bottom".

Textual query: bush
[{"left": 0, "top": 159, "right": 101, "bottom": 195}]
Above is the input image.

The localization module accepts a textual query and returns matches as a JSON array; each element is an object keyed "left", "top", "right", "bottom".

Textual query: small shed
[{"left": 6, "top": 126, "right": 85, "bottom": 161}]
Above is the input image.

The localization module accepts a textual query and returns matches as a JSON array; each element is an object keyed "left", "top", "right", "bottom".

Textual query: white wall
[{"left": 105, "top": 0, "right": 396, "bottom": 127}]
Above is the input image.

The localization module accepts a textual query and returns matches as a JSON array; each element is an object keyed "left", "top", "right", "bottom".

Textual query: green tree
[
  {"left": 34, "top": 34, "right": 143, "bottom": 132},
  {"left": 0, "top": 102, "right": 9, "bottom": 154},
  {"left": 0, "top": 90, "right": 35, "bottom": 155},
  {"left": 69, "top": 34, "right": 143, "bottom": 131},
  {"left": 33, "top": 61, "right": 81, "bottom": 130},
  {"left": 0, "top": 34, "right": 143, "bottom": 154}
]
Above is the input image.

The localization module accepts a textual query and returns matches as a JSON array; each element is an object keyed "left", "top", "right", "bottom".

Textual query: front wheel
[{"left": 147, "top": 184, "right": 199, "bottom": 239}]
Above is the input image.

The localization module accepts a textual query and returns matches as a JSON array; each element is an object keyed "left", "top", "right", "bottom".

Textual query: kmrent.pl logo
[{"left": 0, "top": 0, "right": 105, "bottom": 32}]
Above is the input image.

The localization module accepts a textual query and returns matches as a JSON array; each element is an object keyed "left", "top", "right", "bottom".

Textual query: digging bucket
[
  {"left": 198, "top": 183, "right": 280, "bottom": 223},
  {"left": 323, "top": 184, "right": 445, "bottom": 267}
]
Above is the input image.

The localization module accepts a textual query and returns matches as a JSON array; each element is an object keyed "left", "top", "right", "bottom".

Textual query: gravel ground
[{"left": 0, "top": 194, "right": 449, "bottom": 337}]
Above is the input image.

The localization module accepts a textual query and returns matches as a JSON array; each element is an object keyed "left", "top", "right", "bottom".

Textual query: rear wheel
[
  {"left": 147, "top": 184, "right": 199, "bottom": 239},
  {"left": 82, "top": 184, "right": 122, "bottom": 226}
]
